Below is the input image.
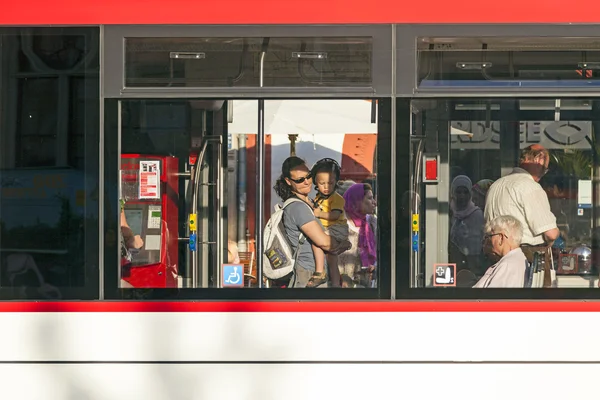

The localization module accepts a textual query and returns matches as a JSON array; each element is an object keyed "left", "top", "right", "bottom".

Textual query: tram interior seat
[
  {"left": 456, "top": 269, "right": 477, "bottom": 287},
  {"left": 238, "top": 251, "right": 257, "bottom": 287}
]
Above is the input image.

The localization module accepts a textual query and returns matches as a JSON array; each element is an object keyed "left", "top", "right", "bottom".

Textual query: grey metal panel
[
  {"left": 396, "top": 24, "right": 600, "bottom": 97},
  {"left": 103, "top": 27, "right": 123, "bottom": 98},
  {"left": 390, "top": 25, "right": 397, "bottom": 298},
  {"left": 110, "top": 87, "right": 378, "bottom": 98},
  {"left": 396, "top": 25, "right": 417, "bottom": 98},
  {"left": 402, "top": 23, "right": 600, "bottom": 38},
  {"left": 98, "top": 25, "right": 105, "bottom": 299},
  {"left": 412, "top": 90, "right": 600, "bottom": 98},
  {"left": 103, "top": 25, "right": 393, "bottom": 98}
]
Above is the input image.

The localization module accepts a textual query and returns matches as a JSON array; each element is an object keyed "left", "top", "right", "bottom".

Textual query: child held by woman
[{"left": 306, "top": 158, "right": 349, "bottom": 287}]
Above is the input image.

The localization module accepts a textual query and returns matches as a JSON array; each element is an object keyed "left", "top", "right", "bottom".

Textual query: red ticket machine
[{"left": 120, "top": 154, "right": 179, "bottom": 288}]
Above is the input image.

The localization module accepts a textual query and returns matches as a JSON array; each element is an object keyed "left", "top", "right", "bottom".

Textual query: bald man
[{"left": 484, "top": 144, "right": 559, "bottom": 287}]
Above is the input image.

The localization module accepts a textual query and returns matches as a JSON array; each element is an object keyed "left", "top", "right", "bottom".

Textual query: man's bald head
[
  {"left": 520, "top": 144, "right": 549, "bottom": 166},
  {"left": 519, "top": 144, "right": 550, "bottom": 182}
]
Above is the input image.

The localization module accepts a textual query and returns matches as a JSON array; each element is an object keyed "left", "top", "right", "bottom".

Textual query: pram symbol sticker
[
  {"left": 557, "top": 253, "right": 578, "bottom": 275},
  {"left": 433, "top": 263, "right": 456, "bottom": 287}
]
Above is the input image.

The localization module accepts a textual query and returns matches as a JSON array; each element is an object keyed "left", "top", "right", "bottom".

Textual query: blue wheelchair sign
[{"left": 222, "top": 264, "right": 244, "bottom": 288}]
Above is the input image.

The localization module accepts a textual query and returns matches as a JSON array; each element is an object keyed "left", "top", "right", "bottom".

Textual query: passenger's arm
[
  {"left": 300, "top": 220, "right": 349, "bottom": 253},
  {"left": 314, "top": 209, "right": 342, "bottom": 221},
  {"left": 121, "top": 209, "right": 143, "bottom": 249},
  {"left": 300, "top": 221, "right": 336, "bottom": 251},
  {"left": 120, "top": 209, "right": 130, "bottom": 228},
  {"left": 542, "top": 227, "right": 560, "bottom": 244}
]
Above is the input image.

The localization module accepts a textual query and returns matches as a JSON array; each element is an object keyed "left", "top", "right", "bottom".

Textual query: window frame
[
  {"left": 103, "top": 25, "right": 393, "bottom": 99},
  {"left": 396, "top": 96, "right": 600, "bottom": 300},
  {"left": 395, "top": 24, "right": 600, "bottom": 98},
  {"left": 102, "top": 97, "right": 393, "bottom": 300}
]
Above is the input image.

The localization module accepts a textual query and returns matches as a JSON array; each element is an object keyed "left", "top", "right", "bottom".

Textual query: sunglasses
[{"left": 289, "top": 174, "right": 312, "bottom": 184}]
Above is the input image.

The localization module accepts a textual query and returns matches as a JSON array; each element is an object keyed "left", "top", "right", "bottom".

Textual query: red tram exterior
[{"left": 1, "top": 3, "right": 600, "bottom": 400}]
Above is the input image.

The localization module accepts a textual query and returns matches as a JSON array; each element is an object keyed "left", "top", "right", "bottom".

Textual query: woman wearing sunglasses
[
  {"left": 273, "top": 156, "right": 351, "bottom": 288},
  {"left": 473, "top": 215, "right": 528, "bottom": 288}
]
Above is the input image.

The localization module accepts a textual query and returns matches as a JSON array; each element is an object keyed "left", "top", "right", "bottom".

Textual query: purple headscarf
[{"left": 343, "top": 183, "right": 377, "bottom": 268}]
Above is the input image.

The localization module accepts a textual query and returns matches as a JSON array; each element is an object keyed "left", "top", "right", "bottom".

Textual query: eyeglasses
[
  {"left": 541, "top": 166, "right": 550, "bottom": 177},
  {"left": 483, "top": 232, "right": 506, "bottom": 242},
  {"left": 289, "top": 174, "right": 312, "bottom": 184},
  {"left": 535, "top": 155, "right": 550, "bottom": 177}
]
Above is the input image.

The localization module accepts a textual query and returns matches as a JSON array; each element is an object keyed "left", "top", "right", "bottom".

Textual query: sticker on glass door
[
  {"left": 139, "top": 160, "right": 160, "bottom": 199},
  {"left": 433, "top": 263, "right": 456, "bottom": 287},
  {"left": 223, "top": 264, "right": 244, "bottom": 288}
]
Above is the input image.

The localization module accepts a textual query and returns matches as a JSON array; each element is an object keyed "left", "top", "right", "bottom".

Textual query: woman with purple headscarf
[
  {"left": 338, "top": 182, "right": 377, "bottom": 287},
  {"left": 449, "top": 175, "right": 485, "bottom": 275}
]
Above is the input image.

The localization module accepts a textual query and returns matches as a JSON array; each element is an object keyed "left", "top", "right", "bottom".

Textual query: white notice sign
[
  {"left": 578, "top": 180, "right": 592, "bottom": 208},
  {"left": 139, "top": 160, "right": 160, "bottom": 199}
]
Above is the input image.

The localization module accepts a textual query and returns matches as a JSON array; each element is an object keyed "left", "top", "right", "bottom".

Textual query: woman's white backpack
[{"left": 263, "top": 198, "right": 308, "bottom": 280}]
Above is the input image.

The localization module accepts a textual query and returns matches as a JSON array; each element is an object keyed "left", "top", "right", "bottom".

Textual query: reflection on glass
[
  {"left": 418, "top": 37, "right": 600, "bottom": 88},
  {"left": 17, "top": 78, "right": 58, "bottom": 167},
  {"left": 262, "top": 38, "right": 372, "bottom": 87},
  {"left": 411, "top": 98, "right": 600, "bottom": 289},
  {"left": 125, "top": 38, "right": 261, "bottom": 87},
  {"left": 0, "top": 27, "right": 99, "bottom": 299}
]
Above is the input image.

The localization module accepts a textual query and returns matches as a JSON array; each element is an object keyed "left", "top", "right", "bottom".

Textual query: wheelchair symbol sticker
[{"left": 222, "top": 264, "right": 244, "bottom": 288}]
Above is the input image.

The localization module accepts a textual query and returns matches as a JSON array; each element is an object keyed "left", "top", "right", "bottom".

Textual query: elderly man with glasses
[
  {"left": 474, "top": 215, "right": 528, "bottom": 288},
  {"left": 484, "top": 144, "right": 559, "bottom": 287}
]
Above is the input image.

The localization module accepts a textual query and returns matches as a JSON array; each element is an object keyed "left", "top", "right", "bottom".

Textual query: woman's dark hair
[{"left": 273, "top": 156, "right": 307, "bottom": 201}]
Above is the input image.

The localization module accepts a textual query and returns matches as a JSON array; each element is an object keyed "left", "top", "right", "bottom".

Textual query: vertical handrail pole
[
  {"left": 189, "top": 139, "right": 209, "bottom": 288},
  {"left": 256, "top": 39, "right": 269, "bottom": 288},
  {"left": 215, "top": 139, "right": 224, "bottom": 288},
  {"left": 237, "top": 134, "right": 247, "bottom": 252},
  {"left": 257, "top": 101, "right": 265, "bottom": 288}
]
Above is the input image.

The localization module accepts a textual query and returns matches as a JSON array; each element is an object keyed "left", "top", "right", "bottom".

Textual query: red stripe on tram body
[
  {"left": 1, "top": 0, "right": 600, "bottom": 25},
  {"left": 1, "top": 301, "right": 600, "bottom": 313}
]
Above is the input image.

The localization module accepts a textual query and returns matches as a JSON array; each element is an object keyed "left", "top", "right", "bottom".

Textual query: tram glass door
[
  {"left": 118, "top": 99, "right": 227, "bottom": 289},
  {"left": 113, "top": 97, "right": 382, "bottom": 291},
  {"left": 410, "top": 98, "right": 600, "bottom": 289}
]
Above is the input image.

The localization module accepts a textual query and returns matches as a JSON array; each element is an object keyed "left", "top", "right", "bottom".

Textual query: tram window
[
  {"left": 262, "top": 37, "right": 372, "bottom": 87},
  {"left": 125, "top": 38, "right": 261, "bottom": 87},
  {"left": 0, "top": 27, "right": 100, "bottom": 300},
  {"left": 417, "top": 37, "right": 600, "bottom": 88},
  {"left": 409, "top": 98, "right": 600, "bottom": 293},
  {"left": 124, "top": 37, "right": 372, "bottom": 88},
  {"left": 110, "top": 98, "right": 387, "bottom": 297}
]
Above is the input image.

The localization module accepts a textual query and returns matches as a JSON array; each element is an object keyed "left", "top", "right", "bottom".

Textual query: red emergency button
[
  {"left": 423, "top": 154, "right": 440, "bottom": 183},
  {"left": 425, "top": 159, "right": 437, "bottom": 181}
]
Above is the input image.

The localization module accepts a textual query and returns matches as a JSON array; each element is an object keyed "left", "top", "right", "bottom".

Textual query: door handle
[{"left": 188, "top": 135, "right": 222, "bottom": 288}]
